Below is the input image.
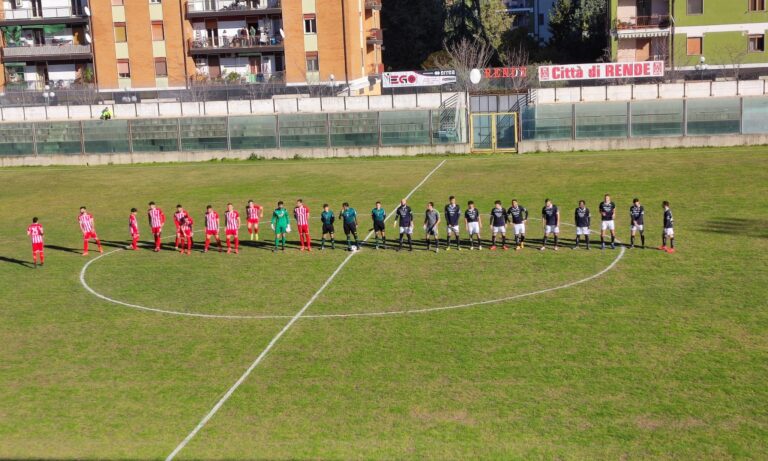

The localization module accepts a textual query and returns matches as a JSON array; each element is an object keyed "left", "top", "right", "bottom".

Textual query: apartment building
[
  {"left": 0, "top": 0, "right": 383, "bottom": 92},
  {"left": 504, "top": 0, "right": 557, "bottom": 45},
  {"left": 610, "top": 0, "right": 768, "bottom": 71}
]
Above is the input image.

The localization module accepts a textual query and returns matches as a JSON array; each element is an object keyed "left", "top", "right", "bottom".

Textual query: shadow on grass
[
  {"left": 0, "top": 255, "right": 35, "bottom": 268},
  {"left": 701, "top": 218, "right": 768, "bottom": 239}
]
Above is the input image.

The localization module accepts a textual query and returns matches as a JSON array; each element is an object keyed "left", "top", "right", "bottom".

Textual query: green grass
[{"left": 0, "top": 147, "right": 766, "bottom": 459}]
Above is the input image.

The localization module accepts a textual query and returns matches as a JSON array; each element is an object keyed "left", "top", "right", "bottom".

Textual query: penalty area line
[{"left": 164, "top": 159, "right": 447, "bottom": 460}]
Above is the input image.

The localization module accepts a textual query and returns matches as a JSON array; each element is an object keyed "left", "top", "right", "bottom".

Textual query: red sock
[
  {"left": 96, "top": 239, "right": 102, "bottom": 251},
  {"left": 187, "top": 238, "right": 192, "bottom": 251},
  {"left": 40, "top": 252, "right": 44, "bottom": 263},
  {"left": 155, "top": 235, "right": 160, "bottom": 249},
  {"left": 84, "top": 239, "right": 89, "bottom": 253},
  {"left": 227, "top": 238, "right": 231, "bottom": 250},
  {"left": 204, "top": 238, "right": 210, "bottom": 251},
  {"left": 33, "top": 253, "right": 37, "bottom": 264},
  {"left": 306, "top": 232, "right": 311, "bottom": 249},
  {"left": 248, "top": 227, "right": 253, "bottom": 235},
  {"left": 175, "top": 236, "right": 180, "bottom": 247}
]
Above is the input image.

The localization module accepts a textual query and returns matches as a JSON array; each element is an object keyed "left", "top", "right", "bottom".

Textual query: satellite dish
[
  {"left": 279, "top": 28, "right": 285, "bottom": 39},
  {"left": 84, "top": 6, "right": 91, "bottom": 16},
  {"left": 469, "top": 68, "right": 482, "bottom": 85},
  {"left": 85, "top": 32, "right": 92, "bottom": 44}
]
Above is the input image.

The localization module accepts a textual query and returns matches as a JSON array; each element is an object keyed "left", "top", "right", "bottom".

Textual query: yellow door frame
[{"left": 470, "top": 112, "right": 518, "bottom": 153}]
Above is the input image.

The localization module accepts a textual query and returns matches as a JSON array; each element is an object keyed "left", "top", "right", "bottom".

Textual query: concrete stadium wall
[
  {"left": 0, "top": 143, "right": 471, "bottom": 167},
  {"left": 0, "top": 92, "right": 464, "bottom": 122},
  {"left": 517, "top": 134, "right": 768, "bottom": 153},
  {"left": 534, "top": 80, "right": 768, "bottom": 104}
]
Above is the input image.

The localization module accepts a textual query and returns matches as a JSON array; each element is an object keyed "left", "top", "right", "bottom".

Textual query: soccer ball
[{"left": 350, "top": 245, "right": 358, "bottom": 252}]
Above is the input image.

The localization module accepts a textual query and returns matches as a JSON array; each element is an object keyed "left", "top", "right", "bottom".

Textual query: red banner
[
  {"left": 482, "top": 67, "right": 527, "bottom": 79},
  {"left": 538, "top": 61, "right": 664, "bottom": 82}
]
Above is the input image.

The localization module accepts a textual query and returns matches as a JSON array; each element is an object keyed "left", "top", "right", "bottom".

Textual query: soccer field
[{"left": 1, "top": 147, "right": 767, "bottom": 460}]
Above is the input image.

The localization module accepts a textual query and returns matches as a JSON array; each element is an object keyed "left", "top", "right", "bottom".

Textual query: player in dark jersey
[
  {"left": 444, "top": 196, "right": 461, "bottom": 251},
  {"left": 320, "top": 204, "right": 335, "bottom": 250},
  {"left": 660, "top": 200, "right": 675, "bottom": 253},
  {"left": 339, "top": 202, "right": 359, "bottom": 251},
  {"left": 489, "top": 200, "right": 509, "bottom": 250},
  {"left": 574, "top": 200, "right": 591, "bottom": 250},
  {"left": 599, "top": 194, "right": 617, "bottom": 250},
  {"left": 424, "top": 202, "right": 441, "bottom": 253},
  {"left": 394, "top": 198, "right": 414, "bottom": 251},
  {"left": 540, "top": 198, "right": 560, "bottom": 251},
  {"left": 629, "top": 198, "right": 645, "bottom": 249},
  {"left": 464, "top": 200, "right": 482, "bottom": 250},
  {"left": 507, "top": 199, "right": 528, "bottom": 250},
  {"left": 371, "top": 201, "right": 387, "bottom": 249}
]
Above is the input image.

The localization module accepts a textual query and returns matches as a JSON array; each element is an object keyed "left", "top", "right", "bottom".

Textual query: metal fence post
[
  {"left": 571, "top": 104, "right": 576, "bottom": 140},
  {"left": 79, "top": 120, "right": 85, "bottom": 155},
  {"left": 326, "top": 113, "right": 331, "bottom": 148},
  {"left": 226, "top": 115, "right": 232, "bottom": 151},
  {"left": 683, "top": 99, "right": 688, "bottom": 137},
  {"left": 627, "top": 101, "right": 632, "bottom": 138},
  {"left": 739, "top": 96, "right": 744, "bottom": 135},
  {"left": 377, "top": 110, "right": 382, "bottom": 147},
  {"left": 429, "top": 109, "right": 434, "bottom": 146},
  {"left": 177, "top": 117, "right": 182, "bottom": 151},
  {"left": 127, "top": 119, "right": 134, "bottom": 153},
  {"left": 32, "top": 122, "right": 38, "bottom": 157},
  {"left": 275, "top": 114, "right": 281, "bottom": 149}
]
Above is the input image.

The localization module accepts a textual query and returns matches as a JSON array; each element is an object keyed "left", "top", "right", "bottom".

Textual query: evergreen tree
[{"left": 382, "top": 0, "right": 446, "bottom": 70}]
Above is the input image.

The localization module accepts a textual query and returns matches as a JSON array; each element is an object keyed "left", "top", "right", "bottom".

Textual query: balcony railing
[
  {"left": 0, "top": 5, "right": 88, "bottom": 23},
  {"left": 365, "top": 0, "right": 382, "bottom": 11},
  {"left": 1, "top": 43, "right": 92, "bottom": 60},
  {"left": 616, "top": 15, "right": 672, "bottom": 30},
  {"left": 366, "top": 28, "right": 383, "bottom": 46},
  {"left": 186, "top": 0, "right": 281, "bottom": 16},
  {"left": 189, "top": 35, "right": 283, "bottom": 52}
]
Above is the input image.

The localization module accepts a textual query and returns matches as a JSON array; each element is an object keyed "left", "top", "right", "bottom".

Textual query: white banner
[
  {"left": 382, "top": 70, "right": 457, "bottom": 88},
  {"left": 538, "top": 61, "right": 665, "bottom": 82}
]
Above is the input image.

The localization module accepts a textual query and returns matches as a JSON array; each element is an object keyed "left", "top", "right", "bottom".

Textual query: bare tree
[
  {"left": 714, "top": 42, "right": 749, "bottom": 81},
  {"left": 498, "top": 44, "right": 538, "bottom": 92},
  {"left": 441, "top": 37, "right": 494, "bottom": 91}
]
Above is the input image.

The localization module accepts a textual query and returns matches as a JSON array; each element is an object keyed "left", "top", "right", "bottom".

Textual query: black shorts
[
  {"left": 373, "top": 220, "right": 386, "bottom": 232},
  {"left": 343, "top": 222, "right": 357, "bottom": 235},
  {"left": 322, "top": 223, "right": 335, "bottom": 234}
]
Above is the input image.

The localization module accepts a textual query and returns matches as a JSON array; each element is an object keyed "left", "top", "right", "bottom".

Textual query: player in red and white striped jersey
[
  {"left": 204, "top": 205, "right": 222, "bottom": 253},
  {"left": 245, "top": 200, "right": 263, "bottom": 241},
  {"left": 178, "top": 215, "right": 194, "bottom": 255},
  {"left": 173, "top": 204, "right": 190, "bottom": 250},
  {"left": 225, "top": 203, "right": 241, "bottom": 254},
  {"left": 26, "top": 217, "right": 45, "bottom": 267},
  {"left": 147, "top": 202, "right": 166, "bottom": 252},
  {"left": 128, "top": 208, "right": 140, "bottom": 250},
  {"left": 78, "top": 206, "right": 103, "bottom": 255},
  {"left": 294, "top": 199, "right": 311, "bottom": 251}
]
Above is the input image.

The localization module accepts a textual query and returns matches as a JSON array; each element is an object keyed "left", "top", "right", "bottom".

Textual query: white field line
[
  {"left": 164, "top": 159, "right": 448, "bottom": 460},
  {"left": 80, "top": 218, "right": 628, "bottom": 320}
]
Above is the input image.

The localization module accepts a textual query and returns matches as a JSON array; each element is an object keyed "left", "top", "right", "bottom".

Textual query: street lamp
[
  {"left": 329, "top": 73, "right": 335, "bottom": 96},
  {"left": 695, "top": 56, "right": 707, "bottom": 81}
]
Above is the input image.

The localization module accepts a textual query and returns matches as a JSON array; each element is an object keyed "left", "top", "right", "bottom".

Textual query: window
[
  {"left": 154, "top": 58, "right": 168, "bottom": 77},
  {"left": 117, "top": 60, "right": 131, "bottom": 78},
  {"left": 687, "top": 0, "right": 703, "bottom": 14},
  {"left": 152, "top": 21, "right": 165, "bottom": 41},
  {"left": 111, "top": 0, "right": 124, "bottom": 5},
  {"left": 304, "top": 15, "right": 316, "bottom": 34},
  {"left": 114, "top": 22, "right": 127, "bottom": 42},
  {"left": 306, "top": 53, "right": 319, "bottom": 72},
  {"left": 749, "top": 34, "right": 765, "bottom": 52},
  {"left": 687, "top": 36, "right": 702, "bottom": 55},
  {"left": 749, "top": 0, "right": 765, "bottom": 10}
]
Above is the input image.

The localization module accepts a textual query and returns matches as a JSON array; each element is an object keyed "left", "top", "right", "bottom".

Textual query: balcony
[
  {"left": 188, "top": 36, "right": 284, "bottom": 55},
  {"left": 365, "top": 0, "right": 382, "bottom": 11},
  {"left": 1, "top": 43, "right": 92, "bottom": 62},
  {"left": 0, "top": 5, "right": 89, "bottom": 26},
  {"left": 615, "top": 15, "right": 671, "bottom": 38},
  {"left": 186, "top": 0, "right": 282, "bottom": 19},
  {"left": 366, "top": 28, "right": 383, "bottom": 46}
]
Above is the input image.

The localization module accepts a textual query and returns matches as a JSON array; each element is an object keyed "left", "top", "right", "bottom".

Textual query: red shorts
[
  {"left": 247, "top": 219, "right": 259, "bottom": 225},
  {"left": 297, "top": 224, "right": 309, "bottom": 233},
  {"left": 226, "top": 229, "right": 238, "bottom": 236},
  {"left": 151, "top": 226, "right": 162, "bottom": 234},
  {"left": 206, "top": 229, "right": 219, "bottom": 236},
  {"left": 181, "top": 230, "right": 192, "bottom": 237},
  {"left": 131, "top": 232, "right": 139, "bottom": 238},
  {"left": 83, "top": 231, "right": 98, "bottom": 240},
  {"left": 32, "top": 242, "right": 44, "bottom": 252}
]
